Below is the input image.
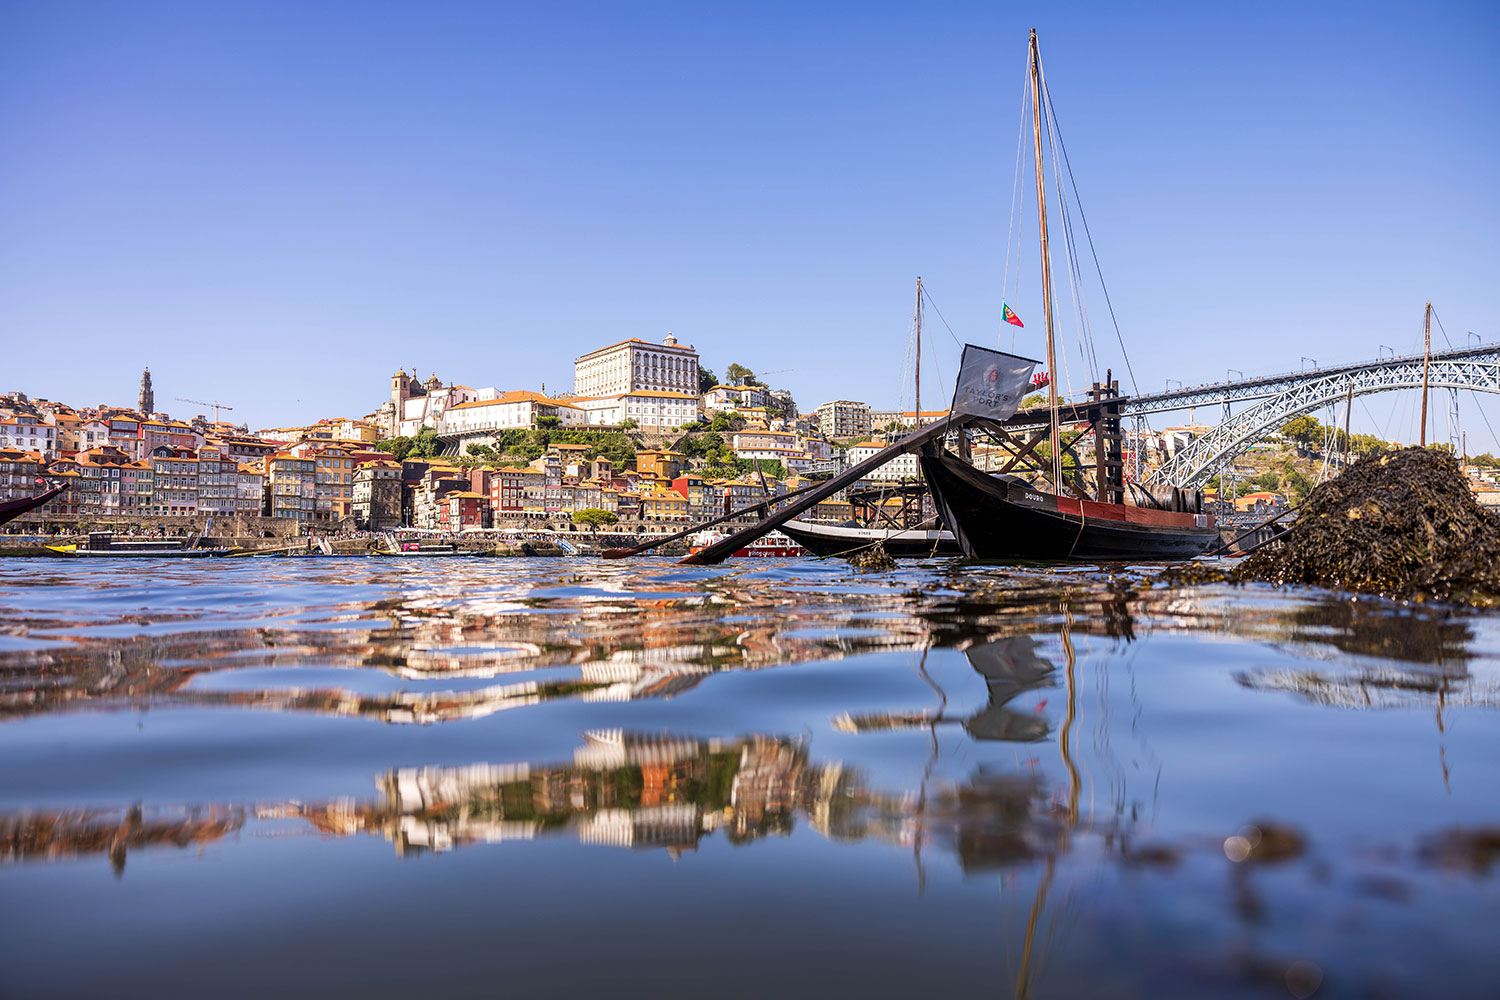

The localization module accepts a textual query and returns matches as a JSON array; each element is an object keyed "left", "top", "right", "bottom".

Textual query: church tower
[{"left": 138, "top": 368, "right": 155, "bottom": 415}]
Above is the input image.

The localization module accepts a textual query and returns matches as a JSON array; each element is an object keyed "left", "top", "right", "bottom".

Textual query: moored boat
[
  {"left": 46, "top": 532, "right": 239, "bottom": 558},
  {"left": 688, "top": 529, "right": 806, "bottom": 558},
  {"left": 921, "top": 454, "right": 1216, "bottom": 561},
  {"left": 380, "top": 542, "right": 481, "bottom": 556},
  {"left": 920, "top": 30, "right": 1217, "bottom": 563},
  {"left": 778, "top": 519, "right": 960, "bottom": 558}
]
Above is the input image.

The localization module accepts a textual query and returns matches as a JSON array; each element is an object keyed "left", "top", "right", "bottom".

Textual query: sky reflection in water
[{"left": 1, "top": 558, "right": 1498, "bottom": 999}]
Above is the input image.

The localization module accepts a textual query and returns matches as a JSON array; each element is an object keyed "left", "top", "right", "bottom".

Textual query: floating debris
[
  {"left": 844, "top": 542, "right": 898, "bottom": 574},
  {"left": 1420, "top": 826, "right": 1500, "bottom": 874}
]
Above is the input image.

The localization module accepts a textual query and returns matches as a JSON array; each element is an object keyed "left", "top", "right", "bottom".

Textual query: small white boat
[{"left": 778, "top": 519, "right": 960, "bottom": 558}]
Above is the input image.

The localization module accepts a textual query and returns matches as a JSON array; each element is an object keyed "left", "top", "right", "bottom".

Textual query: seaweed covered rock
[{"left": 1236, "top": 447, "right": 1500, "bottom": 604}]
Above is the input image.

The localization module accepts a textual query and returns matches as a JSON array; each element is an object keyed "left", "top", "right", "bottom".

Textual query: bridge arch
[{"left": 1144, "top": 354, "right": 1500, "bottom": 487}]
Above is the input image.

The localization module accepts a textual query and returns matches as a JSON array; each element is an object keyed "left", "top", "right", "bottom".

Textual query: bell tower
[{"left": 138, "top": 368, "right": 155, "bottom": 415}]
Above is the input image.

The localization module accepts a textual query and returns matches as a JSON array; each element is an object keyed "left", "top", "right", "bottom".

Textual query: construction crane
[{"left": 175, "top": 397, "right": 235, "bottom": 426}]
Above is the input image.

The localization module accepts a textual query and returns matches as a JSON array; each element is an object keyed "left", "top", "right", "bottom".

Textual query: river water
[{"left": 1, "top": 557, "right": 1497, "bottom": 999}]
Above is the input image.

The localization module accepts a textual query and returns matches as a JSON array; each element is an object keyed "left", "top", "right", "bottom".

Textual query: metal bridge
[{"left": 1125, "top": 343, "right": 1500, "bottom": 487}]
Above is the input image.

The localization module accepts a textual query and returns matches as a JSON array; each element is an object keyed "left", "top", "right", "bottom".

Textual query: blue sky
[{"left": 3, "top": 1, "right": 1497, "bottom": 447}]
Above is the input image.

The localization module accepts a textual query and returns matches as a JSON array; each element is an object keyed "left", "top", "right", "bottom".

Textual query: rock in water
[
  {"left": 1236, "top": 447, "right": 1500, "bottom": 604},
  {"left": 846, "top": 542, "right": 898, "bottom": 573}
]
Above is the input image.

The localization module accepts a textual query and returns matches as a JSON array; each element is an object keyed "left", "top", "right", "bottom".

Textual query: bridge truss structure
[{"left": 1136, "top": 344, "right": 1500, "bottom": 487}]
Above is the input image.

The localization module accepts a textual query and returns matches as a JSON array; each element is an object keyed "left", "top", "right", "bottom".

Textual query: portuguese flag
[{"left": 1002, "top": 303, "right": 1024, "bottom": 328}]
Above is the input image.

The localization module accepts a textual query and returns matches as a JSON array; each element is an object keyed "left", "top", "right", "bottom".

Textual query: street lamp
[
  {"left": 1165, "top": 379, "right": 1183, "bottom": 392},
  {"left": 1301, "top": 357, "right": 1317, "bottom": 370},
  {"left": 1227, "top": 369, "right": 1244, "bottom": 383},
  {"left": 1379, "top": 345, "right": 1394, "bottom": 359}
]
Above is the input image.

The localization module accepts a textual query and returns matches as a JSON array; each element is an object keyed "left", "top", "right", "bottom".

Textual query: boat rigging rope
[
  {"left": 919, "top": 284, "right": 965, "bottom": 348},
  {"left": 1039, "top": 71, "right": 1143, "bottom": 400},
  {"left": 1002, "top": 65, "right": 1030, "bottom": 353},
  {"left": 1040, "top": 59, "right": 1104, "bottom": 402}
]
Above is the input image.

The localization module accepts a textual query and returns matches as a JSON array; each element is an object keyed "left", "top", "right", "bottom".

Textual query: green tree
[
  {"left": 1284, "top": 468, "right": 1314, "bottom": 502},
  {"left": 1280, "top": 415, "right": 1322, "bottom": 447},
  {"left": 725, "top": 363, "right": 761, "bottom": 386},
  {"left": 1251, "top": 469, "right": 1281, "bottom": 492},
  {"left": 375, "top": 436, "right": 414, "bottom": 462},
  {"left": 698, "top": 365, "right": 718, "bottom": 393},
  {"left": 537, "top": 415, "right": 561, "bottom": 429},
  {"left": 466, "top": 443, "right": 496, "bottom": 459},
  {"left": 617, "top": 418, "right": 638, "bottom": 430},
  {"left": 1021, "top": 393, "right": 1047, "bottom": 410},
  {"left": 572, "top": 509, "right": 620, "bottom": 532},
  {"left": 408, "top": 426, "right": 440, "bottom": 459}
]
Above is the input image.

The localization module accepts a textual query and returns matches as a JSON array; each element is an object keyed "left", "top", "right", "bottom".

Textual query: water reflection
[
  {"left": 2, "top": 560, "right": 1499, "bottom": 999},
  {"left": 834, "top": 637, "right": 1056, "bottom": 743}
]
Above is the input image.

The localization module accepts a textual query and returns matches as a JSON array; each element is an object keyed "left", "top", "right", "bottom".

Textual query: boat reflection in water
[
  {"left": 834, "top": 636, "right": 1056, "bottom": 744},
  {"left": 3, "top": 559, "right": 1500, "bottom": 999}
]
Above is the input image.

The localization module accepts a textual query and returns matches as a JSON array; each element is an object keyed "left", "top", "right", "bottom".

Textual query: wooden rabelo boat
[
  {"left": 640, "top": 31, "right": 1220, "bottom": 568},
  {"left": 918, "top": 30, "right": 1216, "bottom": 562},
  {"left": 920, "top": 458, "right": 1215, "bottom": 561},
  {"left": 0, "top": 484, "right": 66, "bottom": 528}
]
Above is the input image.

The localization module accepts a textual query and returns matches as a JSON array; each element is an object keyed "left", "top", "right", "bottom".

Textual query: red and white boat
[{"left": 688, "top": 529, "right": 806, "bottom": 558}]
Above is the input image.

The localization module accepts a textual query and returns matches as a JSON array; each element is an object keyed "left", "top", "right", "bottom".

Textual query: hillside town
[{"left": 4, "top": 332, "right": 1498, "bottom": 536}]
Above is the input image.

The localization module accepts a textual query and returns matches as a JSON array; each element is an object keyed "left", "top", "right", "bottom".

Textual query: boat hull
[
  {"left": 0, "top": 485, "right": 66, "bottom": 527},
  {"left": 44, "top": 546, "right": 238, "bottom": 558},
  {"left": 778, "top": 520, "right": 961, "bottom": 558},
  {"left": 920, "top": 453, "right": 1217, "bottom": 561}
]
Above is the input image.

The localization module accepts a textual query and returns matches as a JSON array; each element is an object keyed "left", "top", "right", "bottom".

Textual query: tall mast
[
  {"left": 1420, "top": 300, "right": 1432, "bottom": 447},
  {"left": 1028, "top": 29, "right": 1062, "bottom": 491},
  {"left": 914, "top": 276, "right": 923, "bottom": 429}
]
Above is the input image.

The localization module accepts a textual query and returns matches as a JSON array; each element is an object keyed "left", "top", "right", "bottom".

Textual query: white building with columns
[{"left": 573, "top": 334, "right": 699, "bottom": 398}]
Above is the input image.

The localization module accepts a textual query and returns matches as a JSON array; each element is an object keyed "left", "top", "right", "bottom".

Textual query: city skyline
[{"left": 3, "top": 1, "right": 1497, "bottom": 445}]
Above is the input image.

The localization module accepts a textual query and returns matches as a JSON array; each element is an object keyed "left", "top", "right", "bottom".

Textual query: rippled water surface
[{"left": 2, "top": 557, "right": 1498, "bottom": 999}]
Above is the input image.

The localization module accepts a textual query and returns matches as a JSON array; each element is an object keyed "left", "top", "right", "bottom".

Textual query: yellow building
[
  {"left": 636, "top": 449, "right": 684, "bottom": 481},
  {"left": 641, "top": 490, "right": 689, "bottom": 521},
  {"left": 312, "top": 444, "right": 356, "bottom": 520}
]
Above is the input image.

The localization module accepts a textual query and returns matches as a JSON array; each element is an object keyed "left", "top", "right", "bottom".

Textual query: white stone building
[
  {"left": 573, "top": 333, "right": 699, "bottom": 398},
  {"left": 442, "top": 392, "right": 585, "bottom": 432},
  {"left": 702, "top": 384, "right": 768, "bottom": 414},
  {"left": 846, "top": 440, "right": 919, "bottom": 481},
  {"left": 817, "top": 400, "right": 872, "bottom": 440},
  {"left": 0, "top": 415, "right": 59, "bottom": 460},
  {"left": 574, "top": 390, "right": 700, "bottom": 429}
]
